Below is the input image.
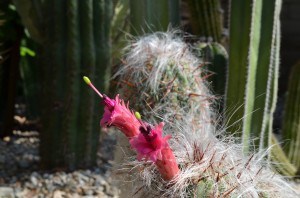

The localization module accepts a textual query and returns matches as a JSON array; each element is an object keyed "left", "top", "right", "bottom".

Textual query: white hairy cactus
[{"left": 112, "top": 31, "right": 298, "bottom": 197}]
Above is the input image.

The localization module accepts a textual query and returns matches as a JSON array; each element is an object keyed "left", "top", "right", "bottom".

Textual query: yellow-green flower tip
[
  {"left": 83, "top": 76, "right": 91, "bottom": 85},
  {"left": 135, "top": 111, "right": 141, "bottom": 120}
]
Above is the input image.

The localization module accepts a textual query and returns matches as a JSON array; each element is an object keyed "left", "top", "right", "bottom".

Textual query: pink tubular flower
[
  {"left": 130, "top": 122, "right": 180, "bottom": 180},
  {"left": 83, "top": 76, "right": 180, "bottom": 181},
  {"left": 100, "top": 94, "right": 141, "bottom": 138}
]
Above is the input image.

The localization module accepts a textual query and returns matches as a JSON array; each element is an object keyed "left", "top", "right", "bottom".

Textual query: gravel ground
[{"left": 0, "top": 129, "right": 119, "bottom": 198}]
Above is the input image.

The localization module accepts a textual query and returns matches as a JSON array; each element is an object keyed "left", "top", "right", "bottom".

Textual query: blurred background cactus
[{"left": 10, "top": 0, "right": 113, "bottom": 169}]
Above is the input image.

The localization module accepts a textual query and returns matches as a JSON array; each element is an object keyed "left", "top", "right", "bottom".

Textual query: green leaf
[{"left": 20, "top": 46, "right": 36, "bottom": 57}]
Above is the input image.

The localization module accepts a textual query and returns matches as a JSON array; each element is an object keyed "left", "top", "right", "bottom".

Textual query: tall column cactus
[
  {"left": 225, "top": 0, "right": 282, "bottom": 153},
  {"left": 13, "top": 0, "right": 113, "bottom": 169}
]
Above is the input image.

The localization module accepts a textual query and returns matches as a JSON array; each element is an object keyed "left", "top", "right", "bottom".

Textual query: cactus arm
[
  {"left": 241, "top": 0, "right": 263, "bottom": 153},
  {"left": 266, "top": 11, "right": 281, "bottom": 156},
  {"left": 250, "top": 0, "right": 282, "bottom": 152}
]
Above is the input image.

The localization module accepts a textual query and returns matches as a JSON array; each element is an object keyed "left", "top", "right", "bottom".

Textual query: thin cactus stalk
[
  {"left": 111, "top": 32, "right": 297, "bottom": 197},
  {"left": 186, "top": 0, "right": 223, "bottom": 42},
  {"left": 14, "top": 0, "right": 113, "bottom": 169},
  {"left": 282, "top": 62, "right": 300, "bottom": 170},
  {"left": 225, "top": 0, "right": 282, "bottom": 153}
]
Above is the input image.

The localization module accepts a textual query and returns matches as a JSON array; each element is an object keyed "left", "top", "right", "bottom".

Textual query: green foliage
[
  {"left": 20, "top": 46, "right": 35, "bottom": 57},
  {"left": 225, "top": 0, "right": 282, "bottom": 153}
]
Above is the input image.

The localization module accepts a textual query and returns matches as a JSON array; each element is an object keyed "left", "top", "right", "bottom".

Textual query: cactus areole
[{"left": 83, "top": 76, "right": 180, "bottom": 180}]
